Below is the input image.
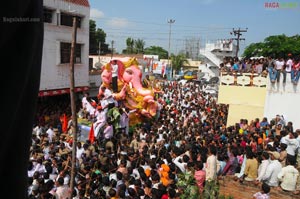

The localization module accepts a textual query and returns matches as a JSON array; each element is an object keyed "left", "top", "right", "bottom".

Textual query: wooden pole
[{"left": 69, "top": 16, "right": 78, "bottom": 195}]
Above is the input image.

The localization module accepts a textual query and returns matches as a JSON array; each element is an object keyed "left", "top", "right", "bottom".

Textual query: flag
[
  {"left": 88, "top": 123, "right": 95, "bottom": 144},
  {"left": 62, "top": 114, "right": 68, "bottom": 133}
]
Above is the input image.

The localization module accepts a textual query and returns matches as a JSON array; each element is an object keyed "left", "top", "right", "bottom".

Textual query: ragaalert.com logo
[{"left": 264, "top": 1, "right": 299, "bottom": 9}]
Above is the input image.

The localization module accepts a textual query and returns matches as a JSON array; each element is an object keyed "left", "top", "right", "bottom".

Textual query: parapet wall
[
  {"left": 264, "top": 74, "right": 300, "bottom": 129},
  {"left": 218, "top": 72, "right": 300, "bottom": 129}
]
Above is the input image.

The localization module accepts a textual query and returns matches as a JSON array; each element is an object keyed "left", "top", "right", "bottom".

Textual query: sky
[{"left": 89, "top": 0, "right": 300, "bottom": 55}]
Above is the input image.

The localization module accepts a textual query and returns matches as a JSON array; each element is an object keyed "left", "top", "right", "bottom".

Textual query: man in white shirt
[
  {"left": 111, "top": 60, "right": 119, "bottom": 93},
  {"left": 286, "top": 57, "right": 293, "bottom": 73},
  {"left": 261, "top": 151, "right": 282, "bottom": 187},
  {"left": 81, "top": 92, "right": 89, "bottom": 109},
  {"left": 94, "top": 106, "right": 107, "bottom": 139},
  {"left": 255, "top": 151, "right": 270, "bottom": 184},
  {"left": 205, "top": 145, "right": 218, "bottom": 181},
  {"left": 103, "top": 122, "right": 113, "bottom": 140},
  {"left": 46, "top": 125, "right": 54, "bottom": 143},
  {"left": 284, "top": 132, "right": 299, "bottom": 165},
  {"left": 278, "top": 159, "right": 299, "bottom": 192},
  {"left": 173, "top": 153, "right": 189, "bottom": 173},
  {"left": 275, "top": 57, "right": 285, "bottom": 83},
  {"left": 100, "top": 86, "right": 117, "bottom": 110}
]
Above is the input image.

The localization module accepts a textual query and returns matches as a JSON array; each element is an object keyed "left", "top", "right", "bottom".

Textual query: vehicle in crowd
[{"left": 183, "top": 70, "right": 198, "bottom": 80}]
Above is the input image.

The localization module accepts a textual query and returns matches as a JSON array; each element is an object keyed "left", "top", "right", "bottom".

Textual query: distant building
[
  {"left": 39, "top": 0, "right": 90, "bottom": 97},
  {"left": 199, "top": 39, "right": 237, "bottom": 67}
]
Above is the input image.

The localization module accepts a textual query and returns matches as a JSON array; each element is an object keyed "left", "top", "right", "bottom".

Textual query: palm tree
[
  {"left": 171, "top": 53, "right": 188, "bottom": 74},
  {"left": 134, "top": 39, "right": 145, "bottom": 54},
  {"left": 126, "top": 37, "right": 134, "bottom": 54}
]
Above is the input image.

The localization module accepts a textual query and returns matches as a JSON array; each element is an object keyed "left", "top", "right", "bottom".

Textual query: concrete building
[
  {"left": 218, "top": 72, "right": 300, "bottom": 130},
  {"left": 39, "top": 0, "right": 90, "bottom": 97},
  {"left": 200, "top": 39, "right": 237, "bottom": 67}
]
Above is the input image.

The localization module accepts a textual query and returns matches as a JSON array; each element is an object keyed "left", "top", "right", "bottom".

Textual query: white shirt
[
  {"left": 76, "top": 147, "right": 84, "bottom": 160},
  {"left": 173, "top": 155, "right": 187, "bottom": 173},
  {"left": 33, "top": 126, "right": 42, "bottom": 139},
  {"left": 285, "top": 135, "right": 299, "bottom": 156},
  {"left": 111, "top": 63, "right": 118, "bottom": 77},
  {"left": 82, "top": 96, "right": 88, "bottom": 109},
  {"left": 278, "top": 165, "right": 299, "bottom": 191},
  {"left": 100, "top": 99, "right": 109, "bottom": 114},
  {"left": 257, "top": 159, "right": 270, "bottom": 181},
  {"left": 46, "top": 128, "right": 54, "bottom": 143},
  {"left": 94, "top": 110, "right": 107, "bottom": 137},
  {"left": 103, "top": 125, "right": 113, "bottom": 139},
  {"left": 119, "top": 112, "right": 128, "bottom": 129},
  {"left": 275, "top": 60, "right": 285, "bottom": 70},
  {"left": 104, "top": 89, "right": 115, "bottom": 104},
  {"left": 205, "top": 154, "right": 217, "bottom": 181},
  {"left": 262, "top": 159, "right": 282, "bottom": 186},
  {"left": 285, "top": 59, "right": 293, "bottom": 72}
]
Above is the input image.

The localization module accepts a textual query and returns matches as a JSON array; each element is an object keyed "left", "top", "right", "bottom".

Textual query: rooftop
[{"left": 63, "top": 0, "right": 90, "bottom": 7}]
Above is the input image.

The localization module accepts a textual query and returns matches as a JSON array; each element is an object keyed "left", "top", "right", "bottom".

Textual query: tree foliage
[
  {"left": 171, "top": 53, "right": 188, "bottom": 73},
  {"left": 134, "top": 39, "right": 145, "bottom": 54},
  {"left": 144, "top": 46, "right": 168, "bottom": 59},
  {"left": 124, "top": 37, "right": 135, "bottom": 54},
  {"left": 123, "top": 38, "right": 146, "bottom": 54},
  {"left": 177, "top": 172, "right": 199, "bottom": 199},
  {"left": 243, "top": 34, "right": 300, "bottom": 58},
  {"left": 89, "top": 19, "right": 108, "bottom": 55}
]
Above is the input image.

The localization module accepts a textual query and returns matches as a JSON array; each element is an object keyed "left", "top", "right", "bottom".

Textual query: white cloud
[
  {"left": 90, "top": 8, "right": 104, "bottom": 18},
  {"left": 106, "top": 18, "right": 130, "bottom": 28}
]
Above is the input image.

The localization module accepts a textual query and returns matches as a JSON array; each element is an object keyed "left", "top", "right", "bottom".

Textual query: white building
[
  {"left": 39, "top": 0, "right": 90, "bottom": 96},
  {"left": 199, "top": 39, "right": 237, "bottom": 67}
]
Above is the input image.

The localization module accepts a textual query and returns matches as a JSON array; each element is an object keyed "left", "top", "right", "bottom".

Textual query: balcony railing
[{"left": 220, "top": 71, "right": 267, "bottom": 87}]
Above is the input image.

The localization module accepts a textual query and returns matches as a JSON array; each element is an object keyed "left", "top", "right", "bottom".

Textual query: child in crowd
[{"left": 253, "top": 182, "right": 270, "bottom": 199}]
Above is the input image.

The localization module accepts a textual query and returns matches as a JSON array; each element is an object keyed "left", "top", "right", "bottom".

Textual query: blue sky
[{"left": 89, "top": 0, "right": 300, "bottom": 55}]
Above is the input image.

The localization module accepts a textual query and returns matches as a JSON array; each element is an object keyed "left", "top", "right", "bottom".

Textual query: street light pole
[{"left": 167, "top": 19, "right": 175, "bottom": 80}]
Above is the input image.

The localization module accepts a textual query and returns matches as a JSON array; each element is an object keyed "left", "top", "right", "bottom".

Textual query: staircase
[{"left": 200, "top": 49, "right": 222, "bottom": 67}]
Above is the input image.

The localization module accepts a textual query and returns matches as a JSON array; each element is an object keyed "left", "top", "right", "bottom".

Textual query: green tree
[
  {"left": 125, "top": 37, "right": 135, "bottom": 54},
  {"left": 144, "top": 46, "right": 168, "bottom": 59},
  {"left": 89, "top": 19, "right": 107, "bottom": 55},
  {"left": 243, "top": 34, "right": 300, "bottom": 58},
  {"left": 177, "top": 172, "right": 199, "bottom": 199},
  {"left": 134, "top": 38, "right": 145, "bottom": 54},
  {"left": 171, "top": 53, "right": 188, "bottom": 74},
  {"left": 89, "top": 19, "right": 97, "bottom": 54}
]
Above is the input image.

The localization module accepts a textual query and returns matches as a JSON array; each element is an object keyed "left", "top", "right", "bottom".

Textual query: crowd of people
[
  {"left": 220, "top": 55, "right": 300, "bottom": 85},
  {"left": 28, "top": 75, "right": 300, "bottom": 199}
]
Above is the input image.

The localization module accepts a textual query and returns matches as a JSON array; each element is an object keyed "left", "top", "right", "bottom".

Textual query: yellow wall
[{"left": 218, "top": 85, "right": 267, "bottom": 127}]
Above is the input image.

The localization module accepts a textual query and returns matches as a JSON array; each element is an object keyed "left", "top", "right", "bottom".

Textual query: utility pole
[
  {"left": 111, "top": 40, "right": 114, "bottom": 59},
  {"left": 98, "top": 41, "right": 101, "bottom": 62},
  {"left": 69, "top": 16, "right": 78, "bottom": 196},
  {"left": 167, "top": 19, "right": 175, "bottom": 80},
  {"left": 231, "top": 28, "right": 247, "bottom": 58}
]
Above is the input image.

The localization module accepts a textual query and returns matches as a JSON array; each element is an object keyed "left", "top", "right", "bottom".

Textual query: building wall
[
  {"left": 264, "top": 75, "right": 300, "bottom": 129},
  {"left": 40, "top": 0, "right": 89, "bottom": 91},
  {"left": 218, "top": 85, "right": 267, "bottom": 127},
  {"left": 218, "top": 73, "right": 300, "bottom": 129}
]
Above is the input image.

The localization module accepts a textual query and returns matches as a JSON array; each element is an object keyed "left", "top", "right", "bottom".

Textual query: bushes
[{"left": 177, "top": 172, "right": 235, "bottom": 199}]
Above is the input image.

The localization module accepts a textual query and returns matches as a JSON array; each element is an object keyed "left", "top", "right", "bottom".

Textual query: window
[
  {"left": 60, "top": 13, "right": 81, "bottom": 28},
  {"left": 89, "top": 58, "right": 93, "bottom": 70},
  {"left": 60, "top": 42, "right": 82, "bottom": 64},
  {"left": 43, "top": 8, "right": 53, "bottom": 23}
]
